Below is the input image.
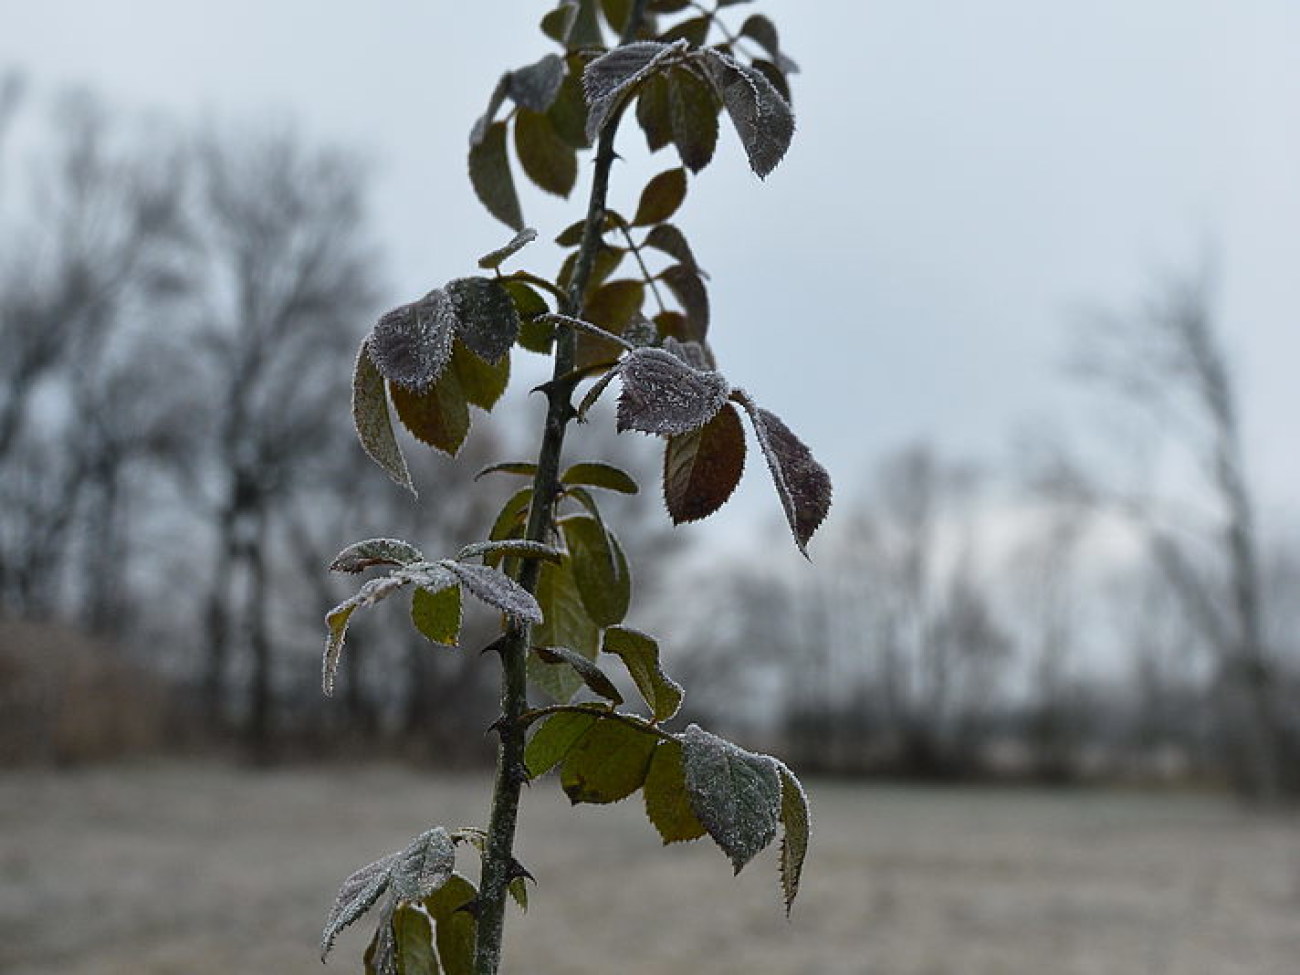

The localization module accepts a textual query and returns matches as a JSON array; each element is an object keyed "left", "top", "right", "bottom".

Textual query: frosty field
[{"left": 2, "top": 763, "right": 1299, "bottom": 975}]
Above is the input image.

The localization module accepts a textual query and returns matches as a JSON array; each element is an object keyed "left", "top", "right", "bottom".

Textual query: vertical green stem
[{"left": 473, "top": 6, "right": 648, "bottom": 973}]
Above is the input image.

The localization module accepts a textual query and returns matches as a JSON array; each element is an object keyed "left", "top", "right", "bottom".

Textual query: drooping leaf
[
  {"left": 668, "top": 66, "right": 720, "bottom": 172},
  {"left": 700, "top": 50, "right": 794, "bottom": 178},
  {"left": 487, "top": 487, "right": 534, "bottom": 555},
  {"left": 369, "top": 291, "right": 456, "bottom": 391},
  {"left": 444, "top": 277, "right": 519, "bottom": 365},
  {"left": 632, "top": 167, "right": 687, "bottom": 226},
  {"left": 507, "top": 53, "right": 567, "bottom": 111},
  {"left": 558, "top": 243, "right": 625, "bottom": 297},
  {"left": 642, "top": 223, "right": 700, "bottom": 272},
  {"left": 364, "top": 918, "right": 397, "bottom": 975},
  {"left": 540, "top": 2, "right": 579, "bottom": 45},
  {"left": 561, "top": 716, "right": 659, "bottom": 803},
  {"left": 322, "top": 852, "right": 398, "bottom": 960},
  {"left": 423, "top": 875, "right": 477, "bottom": 975},
  {"left": 663, "top": 401, "right": 746, "bottom": 524},
  {"left": 391, "top": 828, "right": 456, "bottom": 902},
  {"left": 390, "top": 368, "right": 471, "bottom": 457},
  {"left": 353, "top": 342, "right": 416, "bottom": 496},
  {"left": 469, "top": 120, "right": 524, "bottom": 230},
  {"left": 737, "top": 14, "right": 780, "bottom": 62},
  {"left": 599, "top": 0, "right": 633, "bottom": 34},
  {"left": 515, "top": 109, "right": 579, "bottom": 198},
  {"left": 450, "top": 340, "right": 510, "bottom": 412},
  {"left": 602, "top": 626, "right": 683, "bottom": 722},
  {"left": 529, "top": 559, "right": 600, "bottom": 701},
  {"left": 547, "top": 66, "right": 590, "bottom": 148},
  {"left": 658, "top": 263, "right": 709, "bottom": 338},
  {"left": 561, "top": 461, "right": 639, "bottom": 494},
  {"left": 735, "top": 392, "right": 832, "bottom": 555},
  {"left": 411, "top": 584, "right": 462, "bottom": 646},
  {"left": 469, "top": 74, "right": 510, "bottom": 148},
  {"left": 680, "top": 724, "right": 781, "bottom": 873},
  {"left": 478, "top": 227, "right": 538, "bottom": 270},
  {"left": 750, "top": 58, "right": 791, "bottom": 105},
  {"left": 584, "top": 41, "right": 685, "bottom": 143},
  {"left": 616, "top": 346, "right": 729, "bottom": 436},
  {"left": 439, "top": 560, "right": 544, "bottom": 624},
  {"left": 562, "top": 515, "right": 630, "bottom": 627},
  {"left": 534, "top": 645, "right": 624, "bottom": 705},
  {"left": 331, "top": 538, "right": 424, "bottom": 574},
  {"left": 324, "top": 576, "right": 408, "bottom": 696},
  {"left": 635, "top": 71, "right": 673, "bottom": 151},
  {"left": 525, "top": 708, "right": 599, "bottom": 777},
  {"left": 775, "top": 761, "right": 810, "bottom": 914},
  {"left": 392, "top": 905, "right": 439, "bottom": 975},
  {"left": 643, "top": 738, "right": 708, "bottom": 844}
]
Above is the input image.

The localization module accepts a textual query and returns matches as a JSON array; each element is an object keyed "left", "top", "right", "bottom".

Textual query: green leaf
[
  {"left": 390, "top": 369, "right": 471, "bottom": 457},
  {"left": 391, "top": 828, "right": 456, "bottom": 902},
  {"left": 393, "top": 905, "right": 439, "bottom": 975},
  {"left": 576, "top": 279, "right": 644, "bottom": 368},
  {"left": 659, "top": 263, "right": 709, "bottom": 338},
  {"left": 555, "top": 219, "right": 587, "bottom": 247},
  {"left": 476, "top": 461, "right": 538, "bottom": 480},
  {"left": 529, "top": 559, "right": 600, "bottom": 701},
  {"left": 648, "top": 0, "right": 692, "bottom": 12},
  {"left": 633, "top": 168, "right": 687, "bottom": 226},
  {"left": 540, "top": 4, "right": 578, "bottom": 44},
  {"left": 661, "top": 15, "right": 709, "bottom": 47},
  {"left": 642, "top": 223, "right": 700, "bottom": 273},
  {"left": 547, "top": 65, "right": 590, "bottom": 148},
  {"left": 566, "top": 0, "right": 605, "bottom": 49},
  {"left": 533, "top": 646, "right": 624, "bottom": 705},
  {"left": 423, "top": 875, "right": 477, "bottom": 975},
  {"left": 502, "top": 279, "right": 553, "bottom": 355},
  {"left": 776, "top": 761, "right": 810, "bottom": 915},
  {"left": 602, "top": 626, "right": 683, "bottom": 722},
  {"left": 635, "top": 72, "right": 673, "bottom": 152},
  {"left": 525, "top": 709, "right": 599, "bottom": 777},
  {"left": 561, "top": 716, "right": 659, "bottom": 803},
  {"left": 643, "top": 738, "right": 708, "bottom": 843},
  {"left": 663, "top": 401, "right": 746, "bottom": 524},
  {"left": 680, "top": 724, "right": 781, "bottom": 873},
  {"left": 515, "top": 109, "right": 578, "bottom": 198},
  {"left": 562, "top": 515, "right": 630, "bottom": 627},
  {"left": 561, "top": 462, "right": 639, "bottom": 494},
  {"left": 600, "top": 0, "right": 633, "bottom": 33},
  {"left": 412, "top": 585, "right": 462, "bottom": 646},
  {"left": 330, "top": 538, "right": 424, "bottom": 574},
  {"left": 477, "top": 227, "right": 538, "bottom": 270},
  {"left": 444, "top": 277, "right": 520, "bottom": 365},
  {"left": 353, "top": 341, "right": 415, "bottom": 496},
  {"left": 469, "top": 120, "right": 523, "bottom": 230},
  {"left": 668, "top": 66, "right": 720, "bottom": 173},
  {"left": 508, "top": 876, "right": 529, "bottom": 913},
  {"left": 488, "top": 487, "right": 534, "bottom": 553},
  {"left": 450, "top": 341, "right": 509, "bottom": 412},
  {"left": 439, "top": 560, "right": 543, "bottom": 624}
]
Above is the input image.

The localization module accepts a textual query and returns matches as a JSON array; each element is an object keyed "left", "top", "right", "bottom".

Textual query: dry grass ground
[{"left": 3, "top": 763, "right": 1300, "bottom": 974}]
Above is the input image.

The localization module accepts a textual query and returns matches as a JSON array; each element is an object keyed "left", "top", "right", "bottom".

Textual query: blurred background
[{"left": 2, "top": 2, "right": 1300, "bottom": 973}]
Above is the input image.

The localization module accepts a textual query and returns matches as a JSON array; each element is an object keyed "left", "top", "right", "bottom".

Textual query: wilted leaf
[
  {"left": 370, "top": 292, "right": 456, "bottom": 392},
  {"left": 412, "top": 584, "right": 462, "bottom": 646},
  {"left": 735, "top": 393, "right": 832, "bottom": 555},
  {"left": 439, "top": 560, "right": 543, "bottom": 624},
  {"left": 658, "top": 263, "right": 709, "bottom": 338},
  {"left": 469, "top": 120, "right": 524, "bottom": 230},
  {"left": 324, "top": 576, "right": 408, "bottom": 696},
  {"left": 561, "top": 716, "right": 658, "bottom": 803},
  {"left": 584, "top": 41, "right": 685, "bottom": 142},
  {"left": 450, "top": 341, "right": 509, "bottom": 412},
  {"left": 529, "top": 560, "right": 600, "bottom": 701},
  {"left": 392, "top": 905, "right": 437, "bottom": 975},
  {"left": 643, "top": 738, "right": 708, "bottom": 843},
  {"left": 390, "top": 368, "right": 471, "bottom": 457},
  {"left": 642, "top": 223, "right": 700, "bottom": 272},
  {"left": 632, "top": 167, "right": 687, "bottom": 226},
  {"left": 561, "top": 461, "right": 639, "bottom": 494},
  {"left": 663, "top": 402, "right": 745, "bottom": 524},
  {"left": 562, "top": 515, "right": 630, "bottom": 627},
  {"left": 668, "top": 67, "right": 720, "bottom": 172},
  {"left": 478, "top": 227, "right": 538, "bottom": 270},
  {"left": 331, "top": 538, "right": 424, "bottom": 574},
  {"left": 391, "top": 828, "right": 456, "bottom": 902},
  {"left": 700, "top": 50, "right": 794, "bottom": 178},
  {"left": 616, "top": 346, "right": 729, "bottom": 436},
  {"left": 322, "top": 852, "right": 397, "bottom": 960},
  {"left": 776, "top": 761, "right": 810, "bottom": 914},
  {"left": 507, "top": 53, "right": 567, "bottom": 111},
  {"left": 515, "top": 108, "right": 579, "bottom": 198},
  {"left": 423, "top": 875, "right": 477, "bottom": 975},
  {"left": 444, "top": 277, "right": 519, "bottom": 365},
  {"left": 680, "top": 724, "right": 781, "bottom": 873},
  {"left": 525, "top": 709, "right": 599, "bottom": 777},
  {"left": 353, "top": 342, "right": 415, "bottom": 495},
  {"left": 602, "top": 626, "right": 683, "bottom": 722},
  {"left": 534, "top": 645, "right": 624, "bottom": 705}
]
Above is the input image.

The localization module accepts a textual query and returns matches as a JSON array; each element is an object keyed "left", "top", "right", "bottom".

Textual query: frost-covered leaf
[
  {"left": 478, "top": 227, "right": 538, "bottom": 270},
  {"left": 668, "top": 66, "right": 720, "bottom": 172},
  {"left": 370, "top": 292, "right": 456, "bottom": 392},
  {"left": 576, "top": 365, "right": 619, "bottom": 421},
  {"left": 643, "top": 223, "right": 700, "bottom": 272},
  {"left": 331, "top": 538, "right": 424, "bottom": 574},
  {"left": 322, "top": 852, "right": 397, "bottom": 960},
  {"left": 680, "top": 724, "right": 781, "bottom": 873},
  {"left": 663, "top": 401, "right": 745, "bottom": 524},
  {"left": 353, "top": 342, "right": 415, "bottom": 495},
  {"left": 561, "top": 461, "right": 639, "bottom": 494},
  {"left": 700, "top": 50, "right": 794, "bottom": 178},
  {"left": 445, "top": 277, "right": 519, "bottom": 365},
  {"left": 632, "top": 167, "right": 687, "bottom": 226},
  {"left": 450, "top": 340, "right": 509, "bottom": 412},
  {"left": 776, "top": 761, "right": 810, "bottom": 914},
  {"left": 525, "top": 708, "right": 599, "bottom": 777},
  {"left": 562, "top": 515, "right": 630, "bottom": 627},
  {"left": 515, "top": 108, "right": 579, "bottom": 198},
  {"left": 392, "top": 905, "right": 437, "bottom": 975},
  {"left": 457, "top": 539, "right": 562, "bottom": 565},
  {"left": 439, "top": 560, "right": 543, "bottom": 624},
  {"left": 658, "top": 263, "right": 709, "bottom": 338},
  {"left": 561, "top": 716, "right": 659, "bottom": 803},
  {"left": 364, "top": 911, "right": 398, "bottom": 975},
  {"left": 469, "top": 120, "right": 524, "bottom": 230},
  {"left": 323, "top": 576, "right": 409, "bottom": 696},
  {"left": 390, "top": 368, "right": 471, "bottom": 457},
  {"left": 390, "top": 828, "right": 456, "bottom": 903},
  {"left": 750, "top": 58, "right": 792, "bottom": 106},
  {"left": 616, "top": 346, "right": 729, "bottom": 436},
  {"left": 603, "top": 626, "right": 683, "bottom": 722},
  {"left": 423, "top": 874, "right": 477, "bottom": 975},
  {"left": 469, "top": 74, "right": 510, "bottom": 148},
  {"left": 584, "top": 41, "right": 686, "bottom": 142},
  {"left": 412, "top": 584, "right": 462, "bottom": 646},
  {"left": 529, "top": 560, "right": 600, "bottom": 701},
  {"left": 643, "top": 738, "right": 708, "bottom": 843},
  {"left": 534, "top": 645, "right": 624, "bottom": 705},
  {"left": 661, "top": 335, "right": 713, "bottom": 370},
  {"left": 476, "top": 461, "right": 538, "bottom": 480},
  {"left": 507, "top": 53, "right": 567, "bottom": 111},
  {"left": 735, "top": 392, "right": 832, "bottom": 555}
]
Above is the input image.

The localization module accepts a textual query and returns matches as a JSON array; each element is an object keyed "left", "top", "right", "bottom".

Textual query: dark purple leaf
[
  {"left": 699, "top": 49, "right": 794, "bottom": 178},
  {"left": 616, "top": 347, "right": 729, "bottom": 436},
  {"left": 368, "top": 291, "right": 455, "bottom": 392}
]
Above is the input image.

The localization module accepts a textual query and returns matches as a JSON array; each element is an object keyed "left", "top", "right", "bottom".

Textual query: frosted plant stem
[{"left": 473, "top": 6, "right": 649, "bottom": 974}]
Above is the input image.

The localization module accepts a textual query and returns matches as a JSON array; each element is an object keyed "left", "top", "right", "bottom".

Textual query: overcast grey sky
[{"left": 3, "top": 1, "right": 1297, "bottom": 556}]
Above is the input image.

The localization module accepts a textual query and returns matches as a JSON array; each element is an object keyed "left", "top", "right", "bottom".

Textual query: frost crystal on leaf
[
  {"left": 507, "top": 53, "right": 567, "bottom": 112},
  {"left": 616, "top": 347, "right": 729, "bottom": 436},
  {"left": 699, "top": 50, "right": 795, "bottom": 178},
  {"left": 369, "top": 290, "right": 456, "bottom": 391},
  {"left": 321, "top": 852, "right": 398, "bottom": 960},
  {"left": 584, "top": 41, "right": 688, "bottom": 143},
  {"left": 440, "top": 560, "right": 544, "bottom": 624},
  {"left": 680, "top": 724, "right": 781, "bottom": 873},
  {"left": 352, "top": 342, "right": 415, "bottom": 496},
  {"left": 478, "top": 227, "right": 538, "bottom": 270},
  {"left": 391, "top": 827, "right": 456, "bottom": 902},
  {"left": 329, "top": 538, "right": 424, "bottom": 573},
  {"left": 445, "top": 277, "right": 520, "bottom": 364}
]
